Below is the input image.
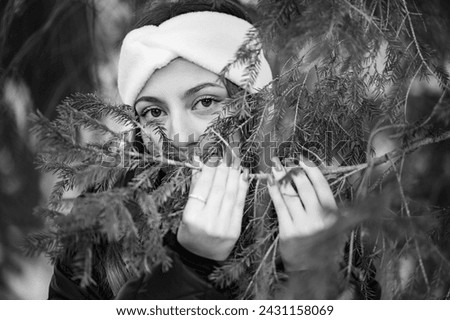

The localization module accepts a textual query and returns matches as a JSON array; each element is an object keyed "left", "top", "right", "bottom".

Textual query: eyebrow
[
  {"left": 134, "top": 96, "right": 162, "bottom": 109},
  {"left": 183, "top": 82, "right": 226, "bottom": 99}
]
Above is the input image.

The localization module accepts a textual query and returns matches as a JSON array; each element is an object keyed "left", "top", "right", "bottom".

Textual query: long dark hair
[{"left": 103, "top": 0, "right": 254, "bottom": 297}]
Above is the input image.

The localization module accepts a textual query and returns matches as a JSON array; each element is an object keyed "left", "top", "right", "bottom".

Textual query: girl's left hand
[{"left": 267, "top": 157, "right": 337, "bottom": 272}]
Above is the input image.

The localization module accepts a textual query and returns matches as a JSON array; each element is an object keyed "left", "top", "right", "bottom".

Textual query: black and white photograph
[{"left": 1, "top": 0, "right": 450, "bottom": 312}]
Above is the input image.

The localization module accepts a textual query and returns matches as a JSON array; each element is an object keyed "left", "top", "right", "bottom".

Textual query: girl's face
[{"left": 134, "top": 58, "right": 229, "bottom": 153}]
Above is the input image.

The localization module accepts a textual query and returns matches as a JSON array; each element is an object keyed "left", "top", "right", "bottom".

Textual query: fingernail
[
  {"left": 292, "top": 167, "right": 304, "bottom": 176},
  {"left": 208, "top": 155, "right": 222, "bottom": 167},
  {"left": 284, "top": 157, "right": 296, "bottom": 167},
  {"left": 224, "top": 150, "right": 232, "bottom": 167},
  {"left": 192, "top": 155, "right": 202, "bottom": 168},
  {"left": 233, "top": 157, "right": 241, "bottom": 170},
  {"left": 271, "top": 157, "right": 283, "bottom": 172},
  {"left": 299, "top": 157, "right": 314, "bottom": 168},
  {"left": 242, "top": 168, "right": 249, "bottom": 181}
]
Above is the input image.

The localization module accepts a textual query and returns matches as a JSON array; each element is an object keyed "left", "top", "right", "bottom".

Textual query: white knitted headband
[{"left": 117, "top": 11, "right": 273, "bottom": 106}]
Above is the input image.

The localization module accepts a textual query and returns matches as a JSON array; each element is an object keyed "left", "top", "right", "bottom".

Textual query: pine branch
[
  {"left": 25, "top": 0, "right": 450, "bottom": 299},
  {"left": 322, "top": 129, "right": 450, "bottom": 176},
  {"left": 389, "top": 156, "right": 430, "bottom": 290},
  {"left": 243, "top": 233, "right": 279, "bottom": 298},
  {"left": 420, "top": 89, "right": 448, "bottom": 127},
  {"left": 342, "top": 0, "right": 383, "bottom": 34},
  {"left": 244, "top": 128, "right": 450, "bottom": 184},
  {"left": 63, "top": 93, "right": 136, "bottom": 127},
  {"left": 400, "top": 0, "right": 450, "bottom": 90}
]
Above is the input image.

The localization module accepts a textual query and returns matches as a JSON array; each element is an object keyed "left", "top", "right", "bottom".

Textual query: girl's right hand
[{"left": 177, "top": 157, "right": 249, "bottom": 261}]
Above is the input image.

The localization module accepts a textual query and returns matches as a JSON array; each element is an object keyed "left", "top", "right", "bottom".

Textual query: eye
[
  {"left": 141, "top": 107, "right": 164, "bottom": 118},
  {"left": 199, "top": 98, "right": 213, "bottom": 107},
  {"left": 193, "top": 96, "right": 221, "bottom": 111},
  {"left": 150, "top": 108, "right": 162, "bottom": 117}
]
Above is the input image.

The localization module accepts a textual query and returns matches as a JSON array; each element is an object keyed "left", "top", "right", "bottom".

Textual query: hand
[
  {"left": 177, "top": 157, "right": 249, "bottom": 261},
  {"left": 267, "top": 157, "right": 337, "bottom": 272}
]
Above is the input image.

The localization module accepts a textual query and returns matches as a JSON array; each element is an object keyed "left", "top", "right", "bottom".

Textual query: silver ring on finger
[
  {"left": 282, "top": 192, "right": 298, "bottom": 197},
  {"left": 189, "top": 194, "right": 207, "bottom": 204}
]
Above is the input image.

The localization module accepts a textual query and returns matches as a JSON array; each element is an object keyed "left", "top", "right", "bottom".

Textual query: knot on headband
[{"left": 118, "top": 11, "right": 273, "bottom": 105}]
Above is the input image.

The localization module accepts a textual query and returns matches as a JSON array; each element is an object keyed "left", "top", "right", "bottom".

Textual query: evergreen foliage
[
  {"left": 0, "top": 102, "right": 41, "bottom": 298},
  {"left": 27, "top": 0, "right": 450, "bottom": 299},
  {"left": 0, "top": 0, "right": 99, "bottom": 119}
]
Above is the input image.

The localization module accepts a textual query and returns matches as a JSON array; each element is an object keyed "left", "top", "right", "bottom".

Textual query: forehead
[{"left": 138, "top": 58, "right": 223, "bottom": 97}]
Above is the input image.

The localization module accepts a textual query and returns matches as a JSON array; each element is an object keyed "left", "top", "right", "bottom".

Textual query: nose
[{"left": 167, "top": 114, "right": 198, "bottom": 148}]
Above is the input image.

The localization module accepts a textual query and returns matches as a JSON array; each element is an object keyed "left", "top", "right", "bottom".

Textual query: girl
[{"left": 49, "top": 0, "right": 343, "bottom": 299}]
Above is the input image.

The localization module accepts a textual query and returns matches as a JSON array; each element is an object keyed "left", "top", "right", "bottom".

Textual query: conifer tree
[{"left": 26, "top": 0, "right": 450, "bottom": 299}]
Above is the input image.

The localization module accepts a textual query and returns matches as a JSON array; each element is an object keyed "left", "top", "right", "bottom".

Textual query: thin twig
[
  {"left": 126, "top": 151, "right": 199, "bottom": 170},
  {"left": 404, "top": 65, "right": 422, "bottom": 123},
  {"left": 329, "top": 167, "right": 362, "bottom": 187},
  {"left": 124, "top": 130, "right": 450, "bottom": 181},
  {"left": 368, "top": 157, "right": 400, "bottom": 192},
  {"left": 342, "top": 0, "right": 383, "bottom": 34},
  {"left": 366, "top": 123, "right": 406, "bottom": 164},
  {"left": 401, "top": 0, "right": 450, "bottom": 90},
  {"left": 210, "top": 127, "right": 239, "bottom": 159},
  {"left": 243, "top": 234, "right": 280, "bottom": 298},
  {"left": 334, "top": 129, "right": 450, "bottom": 177},
  {"left": 389, "top": 156, "right": 430, "bottom": 290},
  {"left": 347, "top": 230, "right": 355, "bottom": 280},
  {"left": 420, "top": 89, "right": 447, "bottom": 127}
]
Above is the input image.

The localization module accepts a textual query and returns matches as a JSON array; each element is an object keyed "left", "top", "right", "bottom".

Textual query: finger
[
  {"left": 232, "top": 154, "right": 241, "bottom": 170},
  {"left": 223, "top": 145, "right": 233, "bottom": 167},
  {"left": 219, "top": 155, "right": 242, "bottom": 219},
  {"left": 271, "top": 157, "right": 306, "bottom": 217},
  {"left": 271, "top": 157, "right": 296, "bottom": 194},
  {"left": 185, "top": 162, "right": 216, "bottom": 212},
  {"left": 219, "top": 165, "right": 241, "bottom": 220},
  {"left": 191, "top": 154, "right": 203, "bottom": 169},
  {"left": 204, "top": 159, "right": 229, "bottom": 213},
  {"left": 299, "top": 160, "right": 337, "bottom": 210},
  {"left": 229, "top": 169, "right": 250, "bottom": 237},
  {"left": 288, "top": 166, "right": 321, "bottom": 214},
  {"left": 190, "top": 159, "right": 202, "bottom": 193},
  {"left": 190, "top": 169, "right": 201, "bottom": 191},
  {"left": 267, "top": 175, "right": 294, "bottom": 237}
]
